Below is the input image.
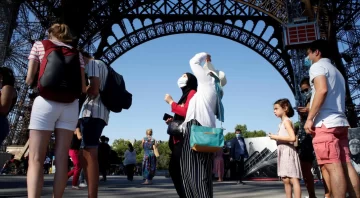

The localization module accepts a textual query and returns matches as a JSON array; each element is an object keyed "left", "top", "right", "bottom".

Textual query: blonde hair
[
  {"left": 146, "top": 129, "right": 153, "bottom": 136},
  {"left": 48, "top": 23, "right": 73, "bottom": 43}
]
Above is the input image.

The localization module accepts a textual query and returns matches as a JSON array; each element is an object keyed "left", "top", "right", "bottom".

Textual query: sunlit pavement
[{"left": 0, "top": 175, "right": 326, "bottom": 198}]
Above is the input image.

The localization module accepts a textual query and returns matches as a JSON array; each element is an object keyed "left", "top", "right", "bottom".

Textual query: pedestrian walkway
[{"left": 0, "top": 175, "right": 326, "bottom": 197}]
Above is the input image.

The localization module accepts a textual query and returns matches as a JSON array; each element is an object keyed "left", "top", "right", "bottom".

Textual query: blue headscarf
[{"left": 212, "top": 74, "right": 224, "bottom": 122}]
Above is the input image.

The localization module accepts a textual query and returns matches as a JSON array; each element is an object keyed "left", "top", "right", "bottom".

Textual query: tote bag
[{"left": 153, "top": 145, "right": 160, "bottom": 157}]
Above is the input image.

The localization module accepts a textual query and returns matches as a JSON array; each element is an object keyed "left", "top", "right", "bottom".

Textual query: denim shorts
[
  {"left": 80, "top": 117, "right": 106, "bottom": 148},
  {"left": 0, "top": 116, "right": 9, "bottom": 144}
]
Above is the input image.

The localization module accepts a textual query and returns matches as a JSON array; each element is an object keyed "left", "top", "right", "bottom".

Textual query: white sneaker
[{"left": 79, "top": 183, "right": 87, "bottom": 188}]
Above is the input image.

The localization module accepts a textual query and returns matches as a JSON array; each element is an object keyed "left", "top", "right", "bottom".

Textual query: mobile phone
[{"left": 163, "top": 113, "right": 173, "bottom": 121}]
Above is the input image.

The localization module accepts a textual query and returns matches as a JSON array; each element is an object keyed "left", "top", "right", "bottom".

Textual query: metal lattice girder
[
  {"left": 335, "top": 0, "right": 360, "bottom": 29},
  {"left": 24, "top": 0, "right": 60, "bottom": 26},
  {"left": 27, "top": 0, "right": 289, "bottom": 45},
  {"left": 90, "top": 0, "right": 294, "bottom": 93},
  {"left": 24, "top": 0, "right": 161, "bottom": 52},
  {"left": 4, "top": 3, "right": 46, "bottom": 76},
  {"left": 337, "top": 23, "right": 360, "bottom": 120},
  {"left": 0, "top": 0, "right": 23, "bottom": 67},
  {"left": 317, "top": 0, "right": 360, "bottom": 37},
  {"left": 3, "top": 3, "right": 45, "bottom": 146},
  {"left": 236, "top": 0, "right": 288, "bottom": 23},
  {"left": 4, "top": 76, "right": 34, "bottom": 146}
]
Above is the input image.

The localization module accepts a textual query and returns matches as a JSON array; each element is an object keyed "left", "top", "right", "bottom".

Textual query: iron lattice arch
[
  {"left": 91, "top": 0, "right": 294, "bottom": 93},
  {"left": 24, "top": 0, "right": 289, "bottom": 48}
]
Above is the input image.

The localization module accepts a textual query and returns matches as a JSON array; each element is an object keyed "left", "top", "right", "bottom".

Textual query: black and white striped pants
[{"left": 180, "top": 120, "right": 213, "bottom": 198}]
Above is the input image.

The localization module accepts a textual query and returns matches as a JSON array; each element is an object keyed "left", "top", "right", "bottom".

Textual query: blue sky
[{"left": 102, "top": 34, "right": 299, "bottom": 144}]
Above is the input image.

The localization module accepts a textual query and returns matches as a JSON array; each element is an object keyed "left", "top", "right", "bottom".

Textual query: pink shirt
[{"left": 28, "top": 40, "right": 85, "bottom": 68}]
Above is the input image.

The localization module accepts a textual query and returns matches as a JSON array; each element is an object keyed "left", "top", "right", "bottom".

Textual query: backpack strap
[
  {"left": 41, "top": 40, "right": 74, "bottom": 52},
  {"left": 41, "top": 40, "right": 58, "bottom": 51}
]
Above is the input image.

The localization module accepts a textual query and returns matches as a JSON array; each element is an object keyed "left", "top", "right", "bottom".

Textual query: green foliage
[
  {"left": 235, "top": 124, "right": 248, "bottom": 133},
  {"left": 112, "top": 139, "right": 131, "bottom": 159},
  {"left": 294, "top": 121, "right": 300, "bottom": 130},
  {"left": 243, "top": 130, "right": 267, "bottom": 138},
  {"left": 112, "top": 138, "right": 171, "bottom": 170},
  {"left": 224, "top": 133, "right": 236, "bottom": 141},
  {"left": 156, "top": 142, "right": 172, "bottom": 170},
  {"left": 113, "top": 124, "right": 268, "bottom": 169},
  {"left": 224, "top": 124, "right": 267, "bottom": 141}
]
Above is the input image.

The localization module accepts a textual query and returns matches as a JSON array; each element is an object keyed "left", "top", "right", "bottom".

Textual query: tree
[
  {"left": 156, "top": 142, "right": 172, "bottom": 170},
  {"left": 132, "top": 140, "right": 144, "bottom": 163},
  {"left": 234, "top": 124, "right": 247, "bottom": 133},
  {"left": 112, "top": 138, "right": 172, "bottom": 170},
  {"left": 224, "top": 132, "right": 235, "bottom": 141},
  {"left": 224, "top": 124, "right": 267, "bottom": 140},
  {"left": 112, "top": 139, "right": 131, "bottom": 160},
  {"left": 294, "top": 121, "right": 300, "bottom": 132}
]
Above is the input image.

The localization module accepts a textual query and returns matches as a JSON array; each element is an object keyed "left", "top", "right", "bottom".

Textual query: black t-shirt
[
  {"left": 98, "top": 142, "right": 111, "bottom": 161},
  {"left": 70, "top": 134, "right": 81, "bottom": 150},
  {"left": 297, "top": 134, "right": 315, "bottom": 162}
]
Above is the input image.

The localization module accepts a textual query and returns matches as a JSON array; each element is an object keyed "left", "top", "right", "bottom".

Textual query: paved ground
[{"left": 0, "top": 175, "right": 327, "bottom": 198}]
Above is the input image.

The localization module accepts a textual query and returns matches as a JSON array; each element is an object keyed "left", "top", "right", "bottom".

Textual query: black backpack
[{"left": 100, "top": 66, "right": 132, "bottom": 113}]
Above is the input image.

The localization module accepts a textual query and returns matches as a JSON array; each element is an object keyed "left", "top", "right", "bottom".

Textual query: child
[{"left": 269, "top": 98, "right": 302, "bottom": 198}]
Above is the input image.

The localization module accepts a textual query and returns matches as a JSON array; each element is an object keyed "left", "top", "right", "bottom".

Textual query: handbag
[
  {"left": 167, "top": 120, "right": 184, "bottom": 136},
  {"left": 190, "top": 80, "right": 224, "bottom": 152},
  {"left": 153, "top": 144, "right": 160, "bottom": 157},
  {"left": 190, "top": 125, "right": 224, "bottom": 152}
]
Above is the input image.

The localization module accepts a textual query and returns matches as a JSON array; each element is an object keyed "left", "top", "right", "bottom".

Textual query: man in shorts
[
  {"left": 78, "top": 52, "right": 109, "bottom": 198},
  {"left": 304, "top": 39, "right": 360, "bottom": 198}
]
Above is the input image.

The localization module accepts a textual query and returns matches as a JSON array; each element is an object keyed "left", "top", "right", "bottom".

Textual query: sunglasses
[{"left": 301, "top": 88, "right": 309, "bottom": 93}]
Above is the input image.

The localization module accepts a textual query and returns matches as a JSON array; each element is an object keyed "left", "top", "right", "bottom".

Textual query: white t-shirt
[
  {"left": 124, "top": 150, "right": 136, "bottom": 165},
  {"left": 183, "top": 52, "right": 217, "bottom": 128},
  {"left": 309, "top": 58, "right": 349, "bottom": 128},
  {"left": 80, "top": 60, "right": 110, "bottom": 124}
]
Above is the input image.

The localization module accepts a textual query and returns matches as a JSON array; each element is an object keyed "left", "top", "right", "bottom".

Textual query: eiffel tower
[{"left": 1, "top": 0, "right": 359, "bottom": 157}]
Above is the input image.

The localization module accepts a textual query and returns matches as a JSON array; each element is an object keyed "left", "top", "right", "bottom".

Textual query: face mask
[
  {"left": 304, "top": 56, "right": 313, "bottom": 67},
  {"left": 235, "top": 134, "right": 241, "bottom": 138},
  {"left": 177, "top": 77, "right": 188, "bottom": 88},
  {"left": 303, "top": 89, "right": 312, "bottom": 101}
]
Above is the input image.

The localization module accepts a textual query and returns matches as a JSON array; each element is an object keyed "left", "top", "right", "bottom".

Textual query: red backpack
[{"left": 37, "top": 40, "right": 82, "bottom": 103}]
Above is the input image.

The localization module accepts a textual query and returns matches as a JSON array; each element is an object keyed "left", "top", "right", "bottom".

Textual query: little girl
[{"left": 269, "top": 98, "right": 302, "bottom": 198}]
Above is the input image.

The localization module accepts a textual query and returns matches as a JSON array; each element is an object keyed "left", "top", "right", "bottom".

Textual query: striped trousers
[{"left": 180, "top": 120, "right": 213, "bottom": 198}]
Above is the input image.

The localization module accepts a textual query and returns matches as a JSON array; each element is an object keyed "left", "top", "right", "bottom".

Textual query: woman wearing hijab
[
  {"left": 180, "top": 52, "right": 226, "bottom": 198},
  {"left": 164, "top": 72, "right": 198, "bottom": 197}
]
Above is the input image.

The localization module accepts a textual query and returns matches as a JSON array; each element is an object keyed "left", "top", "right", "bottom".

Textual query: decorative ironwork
[
  {"left": 4, "top": 76, "right": 35, "bottom": 146},
  {"left": 97, "top": 19, "right": 293, "bottom": 92},
  {"left": 236, "top": 0, "right": 288, "bottom": 23},
  {"left": 0, "top": 0, "right": 22, "bottom": 67},
  {"left": 91, "top": 0, "right": 293, "bottom": 92},
  {"left": 334, "top": 0, "right": 360, "bottom": 30},
  {"left": 337, "top": 23, "right": 360, "bottom": 124}
]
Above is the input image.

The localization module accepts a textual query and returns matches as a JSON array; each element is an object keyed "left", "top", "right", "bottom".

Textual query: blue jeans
[
  {"left": 0, "top": 116, "right": 9, "bottom": 144},
  {"left": 80, "top": 169, "right": 85, "bottom": 183},
  {"left": 79, "top": 117, "right": 106, "bottom": 148}
]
